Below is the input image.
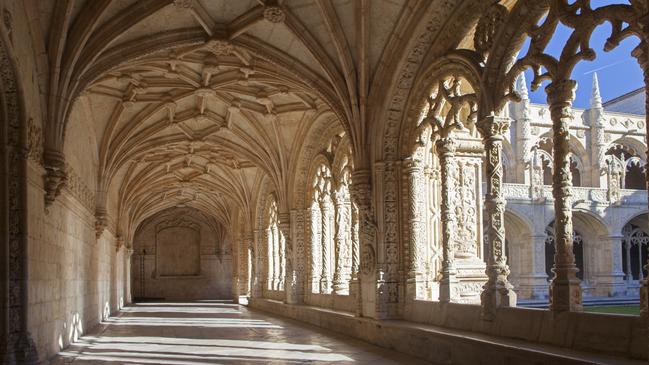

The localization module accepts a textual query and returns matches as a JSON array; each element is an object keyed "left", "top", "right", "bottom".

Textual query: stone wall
[
  {"left": 26, "top": 161, "right": 122, "bottom": 361},
  {"left": 132, "top": 207, "right": 232, "bottom": 300}
]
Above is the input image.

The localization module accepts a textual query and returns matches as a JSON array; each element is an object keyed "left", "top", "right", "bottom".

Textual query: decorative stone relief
[
  {"left": 64, "top": 164, "right": 96, "bottom": 213},
  {"left": 473, "top": 3, "right": 508, "bottom": 58},
  {"left": 26, "top": 118, "right": 43, "bottom": 165},
  {"left": 263, "top": 6, "right": 285, "bottom": 23},
  {"left": 0, "top": 33, "right": 38, "bottom": 363}
]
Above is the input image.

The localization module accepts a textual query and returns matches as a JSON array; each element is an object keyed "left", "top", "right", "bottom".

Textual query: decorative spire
[
  {"left": 514, "top": 73, "right": 531, "bottom": 120},
  {"left": 516, "top": 73, "right": 529, "bottom": 101},
  {"left": 590, "top": 72, "right": 602, "bottom": 109}
]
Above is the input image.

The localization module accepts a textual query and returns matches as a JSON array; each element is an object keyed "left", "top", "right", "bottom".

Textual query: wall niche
[{"left": 132, "top": 207, "right": 232, "bottom": 300}]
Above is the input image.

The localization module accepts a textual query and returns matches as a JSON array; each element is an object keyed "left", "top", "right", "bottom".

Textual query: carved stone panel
[{"left": 156, "top": 224, "right": 201, "bottom": 277}]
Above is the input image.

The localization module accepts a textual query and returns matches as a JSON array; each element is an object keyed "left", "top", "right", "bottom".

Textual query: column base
[
  {"left": 0, "top": 332, "right": 39, "bottom": 365},
  {"left": 549, "top": 274, "right": 583, "bottom": 312},
  {"left": 589, "top": 273, "right": 626, "bottom": 297},
  {"left": 640, "top": 281, "right": 648, "bottom": 319},
  {"left": 517, "top": 274, "right": 549, "bottom": 300},
  {"left": 319, "top": 278, "right": 331, "bottom": 294},
  {"left": 481, "top": 282, "right": 517, "bottom": 320},
  {"left": 439, "top": 271, "right": 459, "bottom": 303},
  {"left": 284, "top": 271, "right": 300, "bottom": 304}
]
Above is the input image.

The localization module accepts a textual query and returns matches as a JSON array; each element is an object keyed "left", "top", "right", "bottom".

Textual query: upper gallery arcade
[{"left": 0, "top": 0, "right": 648, "bottom": 364}]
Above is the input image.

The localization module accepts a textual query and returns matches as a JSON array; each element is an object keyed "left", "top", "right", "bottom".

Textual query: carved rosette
[
  {"left": 478, "top": 117, "right": 516, "bottom": 320},
  {"left": 263, "top": 6, "right": 285, "bottom": 23},
  {"left": 546, "top": 80, "right": 582, "bottom": 312}
]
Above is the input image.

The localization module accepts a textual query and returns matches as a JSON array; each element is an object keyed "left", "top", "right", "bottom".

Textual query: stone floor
[{"left": 51, "top": 301, "right": 429, "bottom": 364}]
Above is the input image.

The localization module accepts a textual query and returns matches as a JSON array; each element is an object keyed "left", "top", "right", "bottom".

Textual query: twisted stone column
[
  {"left": 278, "top": 212, "right": 297, "bottom": 303},
  {"left": 319, "top": 198, "right": 332, "bottom": 294},
  {"left": 437, "top": 137, "right": 458, "bottom": 303},
  {"left": 479, "top": 117, "right": 517, "bottom": 319},
  {"left": 332, "top": 190, "right": 350, "bottom": 294},
  {"left": 546, "top": 80, "right": 582, "bottom": 312},
  {"left": 350, "top": 202, "right": 360, "bottom": 290},
  {"left": 405, "top": 158, "right": 424, "bottom": 300},
  {"left": 265, "top": 227, "right": 275, "bottom": 291},
  {"left": 309, "top": 206, "right": 321, "bottom": 293},
  {"left": 350, "top": 168, "right": 376, "bottom": 317}
]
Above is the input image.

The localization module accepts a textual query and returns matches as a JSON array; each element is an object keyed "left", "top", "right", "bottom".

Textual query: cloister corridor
[
  {"left": 50, "top": 301, "right": 427, "bottom": 365},
  {"left": 3, "top": 0, "right": 649, "bottom": 364}
]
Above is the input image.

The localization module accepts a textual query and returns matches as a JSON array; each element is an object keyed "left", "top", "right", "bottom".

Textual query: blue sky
[{"left": 520, "top": 0, "right": 643, "bottom": 109}]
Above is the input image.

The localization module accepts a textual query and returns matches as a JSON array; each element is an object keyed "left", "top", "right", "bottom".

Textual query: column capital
[
  {"left": 477, "top": 115, "right": 510, "bottom": 139},
  {"left": 435, "top": 136, "right": 457, "bottom": 155},
  {"left": 403, "top": 157, "right": 423, "bottom": 171},
  {"left": 546, "top": 79, "right": 577, "bottom": 106}
]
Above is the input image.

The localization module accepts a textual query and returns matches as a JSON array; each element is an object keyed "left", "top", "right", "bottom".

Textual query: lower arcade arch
[{"left": 621, "top": 213, "right": 649, "bottom": 284}]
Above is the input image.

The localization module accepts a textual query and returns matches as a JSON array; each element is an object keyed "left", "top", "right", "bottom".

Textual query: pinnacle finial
[
  {"left": 590, "top": 72, "right": 602, "bottom": 109},
  {"left": 516, "top": 73, "right": 529, "bottom": 101}
]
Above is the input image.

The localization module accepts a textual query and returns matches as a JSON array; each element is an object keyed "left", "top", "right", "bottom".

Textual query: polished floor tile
[{"left": 51, "top": 301, "right": 429, "bottom": 364}]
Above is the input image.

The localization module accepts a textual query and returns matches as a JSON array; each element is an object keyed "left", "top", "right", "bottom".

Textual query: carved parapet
[{"left": 43, "top": 149, "right": 67, "bottom": 208}]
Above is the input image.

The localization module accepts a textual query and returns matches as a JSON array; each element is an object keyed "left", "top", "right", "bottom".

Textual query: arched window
[
  {"left": 606, "top": 143, "right": 646, "bottom": 190},
  {"left": 545, "top": 224, "right": 584, "bottom": 281},
  {"left": 266, "top": 196, "right": 284, "bottom": 291},
  {"left": 569, "top": 155, "right": 582, "bottom": 187},
  {"left": 621, "top": 223, "right": 649, "bottom": 282}
]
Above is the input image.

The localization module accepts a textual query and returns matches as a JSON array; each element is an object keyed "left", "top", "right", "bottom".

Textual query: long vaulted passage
[
  {"left": 1, "top": 0, "right": 649, "bottom": 364},
  {"left": 51, "top": 301, "right": 428, "bottom": 364}
]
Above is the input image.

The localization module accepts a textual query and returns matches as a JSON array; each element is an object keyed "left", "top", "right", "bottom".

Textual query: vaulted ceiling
[{"left": 26, "top": 0, "right": 487, "bottom": 239}]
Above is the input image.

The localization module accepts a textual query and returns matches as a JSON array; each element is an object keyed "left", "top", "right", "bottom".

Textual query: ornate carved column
[
  {"left": 351, "top": 168, "right": 376, "bottom": 317},
  {"left": 332, "top": 189, "right": 350, "bottom": 294},
  {"left": 624, "top": 238, "right": 632, "bottom": 282},
  {"left": 0, "top": 33, "right": 39, "bottom": 362},
  {"left": 271, "top": 224, "right": 281, "bottom": 290},
  {"left": 546, "top": 80, "right": 582, "bottom": 312},
  {"left": 319, "top": 197, "right": 332, "bottom": 294},
  {"left": 125, "top": 247, "right": 134, "bottom": 304},
  {"left": 265, "top": 227, "right": 274, "bottom": 291},
  {"left": 309, "top": 205, "right": 321, "bottom": 293},
  {"left": 479, "top": 116, "right": 517, "bottom": 319},
  {"left": 350, "top": 202, "right": 360, "bottom": 294},
  {"left": 404, "top": 158, "right": 424, "bottom": 301},
  {"left": 251, "top": 229, "right": 262, "bottom": 298},
  {"left": 437, "top": 137, "right": 459, "bottom": 303},
  {"left": 633, "top": 42, "right": 649, "bottom": 320},
  {"left": 276, "top": 223, "right": 285, "bottom": 290},
  {"left": 238, "top": 234, "right": 252, "bottom": 297},
  {"left": 278, "top": 212, "right": 297, "bottom": 303}
]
